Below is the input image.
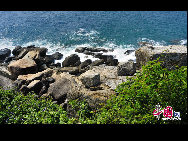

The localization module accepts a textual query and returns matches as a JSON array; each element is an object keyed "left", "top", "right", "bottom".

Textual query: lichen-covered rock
[{"left": 135, "top": 45, "right": 187, "bottom": 70}]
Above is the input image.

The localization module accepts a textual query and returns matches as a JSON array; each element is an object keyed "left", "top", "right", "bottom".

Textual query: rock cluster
[{"left": 1, "top": 44, "right": 187, "bottom": 117}]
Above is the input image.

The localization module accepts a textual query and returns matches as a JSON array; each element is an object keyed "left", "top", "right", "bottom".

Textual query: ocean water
[{"left": 0, "top": 11, "right": 187, "bottom": 62}]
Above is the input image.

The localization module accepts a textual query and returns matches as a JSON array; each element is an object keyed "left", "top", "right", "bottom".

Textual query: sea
[{"left": 0, "top": 11, "right": 187, "bottom": 63}]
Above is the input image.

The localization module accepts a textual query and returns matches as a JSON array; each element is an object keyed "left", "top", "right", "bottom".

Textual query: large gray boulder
[
  {"left": 117, "top": 61, "right": 136, "bottom": 76},
  {"left": 79, "top": 70, "right": 100, "bottom": 88},
  {"left": 135, "top": 45, "right": 187, "bottom": 70},
  {"left": 62, "top": 54, "right": 81, "bottom": 67}
]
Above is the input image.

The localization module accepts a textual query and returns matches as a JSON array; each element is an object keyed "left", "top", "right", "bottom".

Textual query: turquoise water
[{"left": 0, "top": 11, "right": 187, "bottom": 62}]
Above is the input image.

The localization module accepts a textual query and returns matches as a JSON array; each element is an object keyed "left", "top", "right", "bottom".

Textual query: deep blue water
[{"left": 0, "top": 11, "right": 187, "bottom": 62}]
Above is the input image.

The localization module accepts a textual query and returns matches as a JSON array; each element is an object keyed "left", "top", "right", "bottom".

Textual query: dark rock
[
  {"left": 79, "top": 70, "right": 100, "bottom": 88},
  {"left": 46, "top": 77, "right": 55, "bottom": 84},
  {"left": 20, "top": 85, "right": 29, "bottom": 95},
  {"left": 62, "top": 54, "right": 81, "bottom": 67},
  {"left": 4, "top": 56, "right": 15, "bottom": 64},
  {"left": 106, "top": 58, "right": 118, "bottom": 66},
  {"left": 55, "top": 63, "right": 61, "bottom": 68},
  {"left": 90, "top": 59, "right": 105, "bottom": 66},
  {"left": 124, "top": 50, "right": 135, "bottom": 55},
  {"left": 0, "top": 48, "right": 11, "bottom": 62},
  {"left": 75, "top": 47, "right": 86, "bottom": 53},
  {"left": 83, "top": 50, "right": 94, "bottom": 56},
  {"left": 13, "top": 79, "right": 26, "bottom": 89},
  {"left": 86, "top": 47, "right": 108, "bottom": 52},
  {"left": 117, "top": 61, "right": 136, "bottom": 76},
  {"left": 44, "top": 55, "right": 55, "bottom": 66},
  {"left": 48, "top": 78, "right": 72, "bottom": 101},
  {"left": 79, "top": 59, "right": 92, "bottom": 69},
  {"left": 60, "top": 67, "right": 79, "bottom": 75},
  {"left": 51, "top": 52, "right": 63, "bottom": 60},
  {"left": 12, "top": 46, "right": 22, "bottom": 56},
  {"left": 27, "top": 80, "right": 43, "bottom": 94}
]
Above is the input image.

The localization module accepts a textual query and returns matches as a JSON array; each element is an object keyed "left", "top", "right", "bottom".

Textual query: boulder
[
  {"left": 51, "top": 52, "right": 63, "bottom": 60},
  {"left": 59, "top": 67, "right": 79, "bottom": 75},
  {"left": 17, "top": 68, "right": 53, "bottom": 81},
  {"left": 0, "top": 48, "right": 11, "bottom": 62},
  {"left": 79, "top": 59, "right": 92, "bottom": 69},
  {"left": 62, "top": 54, "right": 81, "bottom": 67},
  {"left": 48, "top": 72, "right": 79, "bottom": 104},
  {"left": 79, "top": 70, "right": 100, "bottom": 88},
  {"left": 90, "top": 59, "right": 104, "bottom": 66},
  {"left": 0, "top": 75, "right": 15, "bottom": 90},
  {"left": 124, "top": 49, "right": 135, "bottom": 55},
  {"left": 8, "top": 58, "right": 38, "bottom": 79},
  {"left": 27, "top": 80, "right": 43, "bottom": 94},
  {"left": 75, "top": 47, "right": 86, "bottom": 53},
  {"left": 0, "top": 64, "right": 13, "bottom": 79},
  {"left": 117, "top": 61, "right": 136, "bottom": 76},
  {"left": 12, "top": 46, "right": 22, "bottom": 56},
  {"left": 135, "top": 45, "right": 187, "bottom": 70},
  {"left": 13, "top": 46, "right": 47, "bottom": 59}
]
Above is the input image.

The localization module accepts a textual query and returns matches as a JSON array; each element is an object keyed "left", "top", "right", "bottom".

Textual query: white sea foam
[
  {"left": 0, "top": 38, "right": 16, "bottom": 51},
  {"left": 179, "top": 39, "right": 187, "bottom": 45}
]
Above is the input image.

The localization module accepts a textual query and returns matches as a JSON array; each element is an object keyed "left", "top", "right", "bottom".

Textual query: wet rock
[
  {"left": 12, "top": 46, "right": 22, "bottom": 56},
  {"left": 62, "top": 54, "right": 81, "bottom": 67},
  {"left": 75, "top": 47, "right": 86, "bottom": 53},
  {"left": 51, "top": 52, "right": 63, "bottom": 60},
  {"left": 0, "top": 48, "right": 11, "bottom": 62},
  {"left": 124, "top": 50, "right": 135, "bottom": 55}
]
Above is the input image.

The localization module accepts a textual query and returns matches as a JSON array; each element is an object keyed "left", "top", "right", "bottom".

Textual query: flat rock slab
[{"left": 135, "top": 45, "right": 187, "bottom": 70}]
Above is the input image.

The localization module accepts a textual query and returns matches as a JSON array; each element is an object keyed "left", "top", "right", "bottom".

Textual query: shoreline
[{"left": 0, "top": 44, "right": 187, "bottom": 109}]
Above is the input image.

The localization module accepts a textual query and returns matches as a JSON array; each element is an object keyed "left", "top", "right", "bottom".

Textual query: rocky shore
[{"left": 0, "top": 44, "right": 187, "bottom": 112}]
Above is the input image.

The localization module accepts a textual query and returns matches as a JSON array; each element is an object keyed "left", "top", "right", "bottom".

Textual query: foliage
[
  {"left": 0, "top": 89, "right": 69, "bottom": 124},
  {"left": 93, "top": 58, "right": 187, "bottom": 124}
]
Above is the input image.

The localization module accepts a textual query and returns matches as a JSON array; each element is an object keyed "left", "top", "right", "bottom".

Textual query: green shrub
[
  {"left": 93, "top": 58, "right": 187, "bottom": 124},
  {"left": 0, "top": 89, "right": 69, "bottom": 124}
]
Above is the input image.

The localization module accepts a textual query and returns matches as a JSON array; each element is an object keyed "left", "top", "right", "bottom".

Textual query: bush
[
  {"left": 92, "top": 58, "right": 187, "bottom": 124},
  {"left": 0, "top": 89, "right": 69, "bottom": 124}
]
